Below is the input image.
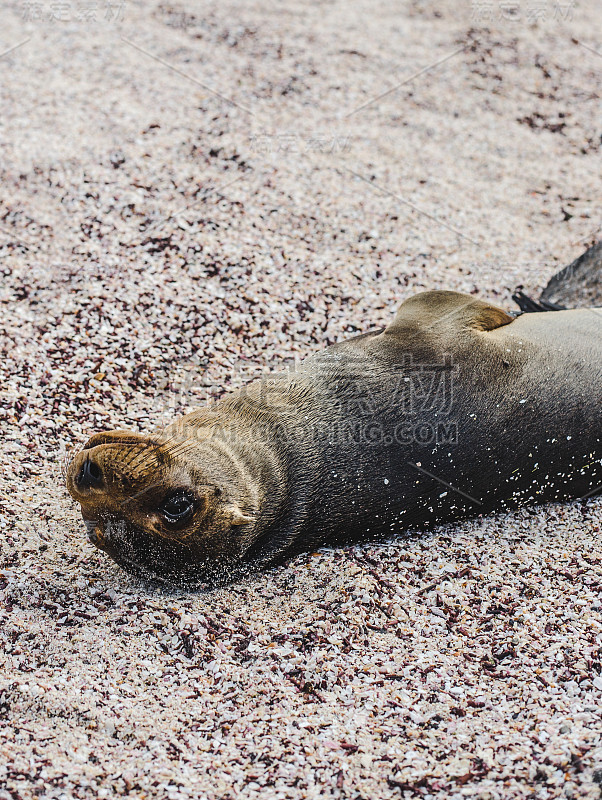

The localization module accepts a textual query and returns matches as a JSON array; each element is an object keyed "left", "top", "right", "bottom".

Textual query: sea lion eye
[{"left": 159, "top": 492, "right": 195, "bottom": 524}]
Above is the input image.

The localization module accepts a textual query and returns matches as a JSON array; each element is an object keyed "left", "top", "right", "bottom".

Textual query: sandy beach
[{"left": 1, "top": 0, "right": 601, "bottom": 797}]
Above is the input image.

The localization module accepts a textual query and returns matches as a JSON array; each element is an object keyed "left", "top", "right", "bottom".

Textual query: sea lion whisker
[
  {"left": 131, "top": 435, "right": 188, "bottom": 470},
  {"left": 125, "top": 441, "right": 163, "bottom": 472},
  {"left": 127, "top": 435, "right": 194, "bottom": 473},
  {"left": 142, "top": 434, "right": 196, "bottom": 465},
  {"left": 159, "top": 433, "right": 190, "bottom": 452},
  {"left": 117, "top": 439, "right": 154, "bottom": 470},
  {"left": 62, "top": 447, "right": 77, "bottom": 475},
  {"left": 120, "top": 442, "right": 148, "bottom": 470},
  {"left": 124, "top": 447, "right": 153, "bottom": 472},
  {"left": 161, "top": 440, "right": 198, "bottom": 462}
]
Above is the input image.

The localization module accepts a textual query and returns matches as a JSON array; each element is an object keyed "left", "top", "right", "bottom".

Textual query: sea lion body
[{"left": 66, "top": 291, "right": 602, "bottom": 587}]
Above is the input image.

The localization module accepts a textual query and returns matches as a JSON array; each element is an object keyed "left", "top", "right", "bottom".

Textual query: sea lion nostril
[{"left": 77, "top": 458, "right": 103, "bottom": 489}]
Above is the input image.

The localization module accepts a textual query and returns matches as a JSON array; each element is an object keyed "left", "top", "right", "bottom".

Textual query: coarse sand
[{"left": 1, "top": 0, "right": 601, "bottom": 797}]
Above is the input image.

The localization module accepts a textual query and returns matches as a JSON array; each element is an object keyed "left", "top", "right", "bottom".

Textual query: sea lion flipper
[
  {"left": 512, "top": 291, "right": 565, "bottom": 313},
  {"left": 384, "top": 290, "right": 514, "bottom": 337},
  {"left": 540, "top": 240, "right": 602, "bottom": 308}
]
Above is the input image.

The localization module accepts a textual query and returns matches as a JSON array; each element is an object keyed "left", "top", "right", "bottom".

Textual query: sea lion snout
[
  {"left": 66, "top": 434, "right": 160, "bottom": 503},
  {"left": 67, "top": 450, "right": 101, "bottom": 502},
  {"left": 76, "top": 458, "right": 104, "bottom": 490}
]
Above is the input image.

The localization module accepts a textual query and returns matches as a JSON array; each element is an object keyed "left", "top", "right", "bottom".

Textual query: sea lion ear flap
[
  {"left": 465, "top": 300, "right": 514, "bottom": 332},
  {"left": 385, "top": 290, "right": 514, "bottom": 336},
  {"left": 224, "top": 504, "right": 254, "bottom": 526}
]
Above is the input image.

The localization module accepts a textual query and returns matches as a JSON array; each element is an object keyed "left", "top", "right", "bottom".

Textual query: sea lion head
[{"left": 66, "top": 429, "right": 258, "bottom": 588}]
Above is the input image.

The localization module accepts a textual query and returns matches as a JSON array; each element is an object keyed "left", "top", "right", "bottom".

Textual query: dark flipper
[
  {"left": 540, "top": 241, "right": 602, "bottom": 308},
  {"left": 512, "top": 291, "right": 565, "bottom": 313}
]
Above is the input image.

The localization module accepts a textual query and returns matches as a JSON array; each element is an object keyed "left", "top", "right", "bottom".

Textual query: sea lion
[{"left": 66, "top": 290, "right": 602, "bottom": 588}]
